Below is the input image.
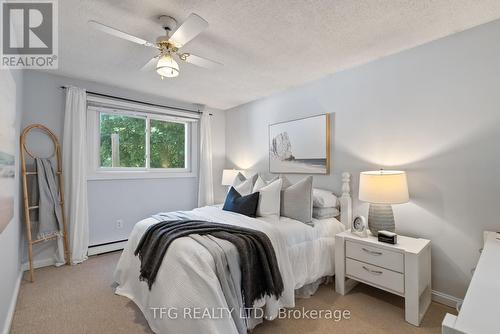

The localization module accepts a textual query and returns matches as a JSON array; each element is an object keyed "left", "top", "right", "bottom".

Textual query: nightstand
[{"left": 335, "top": 230, "right": 431, "bottom": 326}]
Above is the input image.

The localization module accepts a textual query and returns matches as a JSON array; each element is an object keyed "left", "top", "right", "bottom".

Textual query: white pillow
[
  {"left": 279, "top": 174, "right": 293, "bottom": 189},
  {"left": 233, "top": 177, "right": 253, "bottom": 196},
  {"left": 231, "top": 173, "right": 258, "bottom": 196},
  {"left": 233, "top": 172, "right": 246, "bottom": 183},
  {"left": 253, "top": 175, "right": 278, "bottom": 190},
  {"left": 253, "top": 177, "right": 282, "bottom": 217},
  {"left": 313, "top": 188, "right": 339, "bottom": 208},
  {"left": 313, "top": 207, "right": 340, "bottom": 219}
]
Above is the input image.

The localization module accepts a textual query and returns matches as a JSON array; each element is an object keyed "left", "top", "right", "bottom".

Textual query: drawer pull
[
  {"left": 362, "top": 248, "right": 383, "bottom": 256},
  {"left": 362, "top": 266, "right": 383, "bottom": 275}
]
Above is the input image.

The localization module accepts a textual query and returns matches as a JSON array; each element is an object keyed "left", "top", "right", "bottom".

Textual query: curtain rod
[{"left": 59, "top": 86, "right": 212, "bottom": 116}]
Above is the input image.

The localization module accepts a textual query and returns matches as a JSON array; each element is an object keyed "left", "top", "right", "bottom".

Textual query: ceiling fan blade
[
  {"left": 140, "top": 56, "right": 159, "bottom": 71},
  {"left": 88, "top": 20, "right": 156, "bottom": 48},
  {"left": 169, "top": 13, "right": 208, "bottom": 47},
  {"left": 182, "top": 53, "right": 223, "bottom": 69}
]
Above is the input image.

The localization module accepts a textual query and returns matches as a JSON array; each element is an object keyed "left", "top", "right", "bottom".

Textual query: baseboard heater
[{"left": 88, "top": 239, "right": 128, "bottom": 256}]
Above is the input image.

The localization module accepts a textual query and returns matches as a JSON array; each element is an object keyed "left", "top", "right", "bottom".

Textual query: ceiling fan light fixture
[
  {"left": 89, "top": 13, "right": 222, "bottom": 78},
  {"left": 156, "top": 54, "right": 179, "bottom": 78}
]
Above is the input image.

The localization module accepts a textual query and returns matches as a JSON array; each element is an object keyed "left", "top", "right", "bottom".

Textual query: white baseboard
[
  {"left": 21, "top": 257, "right": 56, "bottom": 272},
  {"left": 432, "top": 289, "right": 462, "bottom": 309},
  {"left": 88, "top": 240, "right": 127, "bottom": 256},
  {"left": 20, "top": 241, "right": 127, "bottom": 271},
  {"left": 2, "top": 270, "right": 22, "bottom": 334}
]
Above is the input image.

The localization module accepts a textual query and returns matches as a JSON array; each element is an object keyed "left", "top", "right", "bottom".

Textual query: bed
[{"left": 113, "top": 172, "right": 352, "bottom": 334}]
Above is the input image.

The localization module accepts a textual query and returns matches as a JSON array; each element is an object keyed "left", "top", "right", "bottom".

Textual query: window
[
  {"left": 87, "top": 97, "right": 198, "bottom": 179},
  {"left": 149, "top": 119, "right": 186, "bottom": 169},
  {"left": 99, "top": 113, "right": 147, "bottom": 168}
]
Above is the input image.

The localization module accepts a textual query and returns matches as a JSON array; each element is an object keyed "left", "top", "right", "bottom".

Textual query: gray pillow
[{"left": 280, "top": 176, "right": 313, "bottom": 223}]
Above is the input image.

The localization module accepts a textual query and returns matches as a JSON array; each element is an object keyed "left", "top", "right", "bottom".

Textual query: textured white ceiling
[{"left": 51, "top": 0, "right": 500, "bottom": 110}]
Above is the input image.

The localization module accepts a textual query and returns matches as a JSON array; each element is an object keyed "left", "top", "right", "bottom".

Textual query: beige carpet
[{"left": 10, "top": 251, "right": 455, "bottom": 334}]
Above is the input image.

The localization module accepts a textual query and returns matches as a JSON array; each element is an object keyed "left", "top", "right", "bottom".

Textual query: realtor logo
[{"left": 1, "top": 0, "right": 58, "bottom": 69}]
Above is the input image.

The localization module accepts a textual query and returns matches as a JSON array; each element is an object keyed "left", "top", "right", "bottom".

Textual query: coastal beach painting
[
  {"left": 269, "top": 114, "right": 330, "bottom": 174},
  {"left": 0, "top": 70, "right": 16, "bottom": 234}
]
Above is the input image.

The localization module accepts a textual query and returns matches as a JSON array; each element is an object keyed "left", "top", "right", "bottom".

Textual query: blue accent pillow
[{"left": 222, "top": 187, "right": 260, "bottom": 217}]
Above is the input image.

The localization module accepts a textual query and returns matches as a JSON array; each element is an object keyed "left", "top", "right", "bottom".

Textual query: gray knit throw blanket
[{"left": 134, "top": 220, "right": 284, "bottom": 308}]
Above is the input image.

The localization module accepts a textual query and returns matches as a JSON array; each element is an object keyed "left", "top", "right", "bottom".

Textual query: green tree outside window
[{"left": 99, "top": 113, "right": 186, "bottom": 169}]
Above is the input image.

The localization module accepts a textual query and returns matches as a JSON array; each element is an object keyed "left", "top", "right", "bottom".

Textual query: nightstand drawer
[
  {"left": 346, "top": 240, "right": 404, "bottom": 273},
  {"left": 346, "top": 258, "right": 404, "bottom": 294}
]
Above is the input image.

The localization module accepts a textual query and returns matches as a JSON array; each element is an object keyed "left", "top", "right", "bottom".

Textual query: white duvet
[{"left": 113, "top": 206, "right": 345, "bottom": 334}]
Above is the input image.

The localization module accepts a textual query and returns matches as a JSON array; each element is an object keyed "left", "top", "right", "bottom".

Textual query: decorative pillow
[
  {"left": 253, "top": 175, "right": 278, "bottom": 189},
  {"left": 280, "top": 176, "right": 313, "bottom": 223},
  {"left": 253, "top": 177, "right": 282, "bottom": 217},
  {"left": 249, "top": 173, "right": 259, "bottom": 186},
  {"left": 313, "top": 188, "right": 339, "bottom": 208},
  {"left": 233, "top": 178, "right": 253, "bottom": 196},
  {"left": 279, "top": 175, "right": 293, "bottom": 189},
  {"left": 313, "top": 207, "right": 340, "bottom": 219},
  {"left": 222, "top": 187, "right": 260, "bottom": 217},
  {"left": 232, "top": 173, "right": 258, "bottom": 196},
  {"left": 234, "top": 172, "right": 246, "bottom": 183}
]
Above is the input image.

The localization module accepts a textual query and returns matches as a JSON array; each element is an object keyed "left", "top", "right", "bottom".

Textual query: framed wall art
[{"left": 269, "top": 113, "right": 330, "bottom": 174}]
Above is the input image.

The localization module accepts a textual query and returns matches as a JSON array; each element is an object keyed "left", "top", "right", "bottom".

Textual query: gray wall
[
  {"left": 0, "top": 69, "right": 23, "bottom": 332},
  {"left": 225, "top": 19, "right": 500, "bottom": 299},
  {"left": 21, "top": 71, "right": 226, "bottom": 262}
]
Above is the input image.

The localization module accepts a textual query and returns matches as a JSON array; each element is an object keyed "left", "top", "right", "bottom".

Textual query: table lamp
[
  {"left": 358, "top": 170, "right": 409, "bottom": 235},
  {"left": 221, "top": 169, "right": 242, "bottom": 188}
]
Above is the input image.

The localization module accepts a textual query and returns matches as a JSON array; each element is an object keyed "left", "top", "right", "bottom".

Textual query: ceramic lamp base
[{"left": 368, "top": 203, "right": 395, "bottom": 235}]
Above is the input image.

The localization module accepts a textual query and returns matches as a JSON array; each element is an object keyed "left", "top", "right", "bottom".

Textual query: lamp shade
[
  {"left": 359, "top": 170, "right": 409, "bottom": 204},
  {"left": 221, "top": 169, "right": 242, "bottom": 186}
]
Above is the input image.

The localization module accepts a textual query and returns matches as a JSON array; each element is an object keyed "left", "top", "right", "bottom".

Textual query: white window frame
[{"left": 86, "top": 96, "right": 199, "bottom": 180}]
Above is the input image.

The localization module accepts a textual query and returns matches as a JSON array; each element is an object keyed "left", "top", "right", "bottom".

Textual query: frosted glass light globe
[{"left": 156, "top": 54, "right": 179, "bottom": 78}]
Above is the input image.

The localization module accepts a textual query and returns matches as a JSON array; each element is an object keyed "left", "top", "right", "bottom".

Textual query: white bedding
[
  {"left": 113, "top": 206, "right": 345, "bottom": 334},
  {"left": 259, "top": 215, "right": 345, "bottom": 290}
]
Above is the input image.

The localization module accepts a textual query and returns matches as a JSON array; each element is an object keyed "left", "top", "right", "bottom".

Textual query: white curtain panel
[
  {"left": 198, "top": 110, "right": 214, "bottom": 206},
  {"left": 62, "top": 86, "right": 89, "bottom": 264}
]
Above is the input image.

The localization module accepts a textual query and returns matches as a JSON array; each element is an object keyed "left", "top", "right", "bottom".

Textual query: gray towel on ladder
[{"left": 35, "top": 158, "right": 63, "bottom": 238}]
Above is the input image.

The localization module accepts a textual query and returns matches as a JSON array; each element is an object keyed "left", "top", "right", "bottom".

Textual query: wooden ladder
[{"left": 20, "top": 124, "right": 71, "bottom": 282}]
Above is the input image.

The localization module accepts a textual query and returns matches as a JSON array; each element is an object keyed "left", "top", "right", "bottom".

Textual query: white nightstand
[{"left": 335, "top": 230, "right": 431, "bottom": 326}]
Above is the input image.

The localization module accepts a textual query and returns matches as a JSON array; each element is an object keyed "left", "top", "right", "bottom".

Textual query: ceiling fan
[{"left": 88, "top": 13, "right": 222, "bottom": 79}]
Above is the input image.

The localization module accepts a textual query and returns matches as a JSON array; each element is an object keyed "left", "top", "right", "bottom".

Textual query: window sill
[{"left": 87, "top": 171, "right": 197, "bottom": 181}]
